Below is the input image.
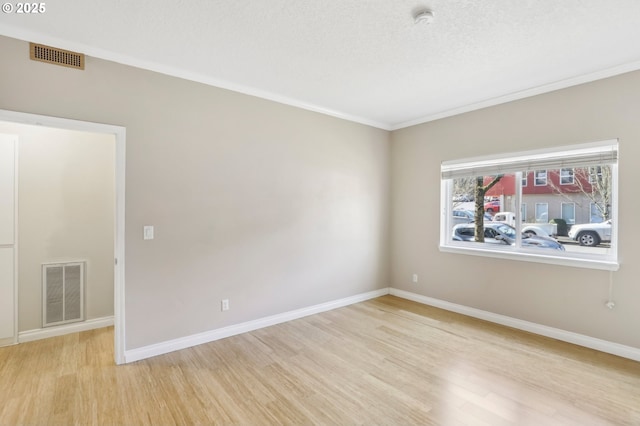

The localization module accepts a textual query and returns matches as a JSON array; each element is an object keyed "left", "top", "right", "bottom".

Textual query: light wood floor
[{"left": 1, "top": 295, "right": 639, "bottom": 425}]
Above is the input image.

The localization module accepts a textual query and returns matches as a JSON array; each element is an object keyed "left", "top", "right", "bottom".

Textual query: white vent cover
[{"left": 42, "top": 262, "right": 85, "bottom": 327}]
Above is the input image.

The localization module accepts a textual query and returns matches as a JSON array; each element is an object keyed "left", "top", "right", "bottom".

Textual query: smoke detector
[{"left": 414, "top": 9, "right": 434, "bottom": 25}]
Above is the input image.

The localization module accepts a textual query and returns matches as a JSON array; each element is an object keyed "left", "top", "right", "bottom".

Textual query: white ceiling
[{"left": 2, "top": 1, "right": 640, "bottom": 130}]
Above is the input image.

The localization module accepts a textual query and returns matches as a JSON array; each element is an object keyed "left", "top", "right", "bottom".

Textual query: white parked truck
[{"left": 492, "top": 212, "right": 558, "bottom": 237}]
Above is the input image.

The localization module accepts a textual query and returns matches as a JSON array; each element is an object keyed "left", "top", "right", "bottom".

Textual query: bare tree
[
  {"left": 452, "top": 177, "right": 476, "bottom": 208},
  {"left": 473, "top": 175, "right": 503, "bottom": 242},
  {"left": 576, "top": 166, "right": 612, "bottom": 221},
  {"left": 546, "top": 166, "right": 612, "bottom": 221}
]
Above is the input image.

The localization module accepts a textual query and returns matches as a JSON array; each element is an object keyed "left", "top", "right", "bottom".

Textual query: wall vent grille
[
  {"left": 42, "top": 262, "right": 85, "bottom": 327},
  {"left": 30, "top": 43, "right": 85, "bottom": 70}
]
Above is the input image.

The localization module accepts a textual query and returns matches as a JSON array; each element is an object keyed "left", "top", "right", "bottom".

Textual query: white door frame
[
  {"left": 0, "top": 109, "right": 126, "bottom": 365},
  {"left": 0, "top": 134, "right": 18, "bottom": 346}
]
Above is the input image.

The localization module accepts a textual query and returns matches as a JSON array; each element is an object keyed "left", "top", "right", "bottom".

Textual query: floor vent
[
  {"left": 30, "top": 43, "right": 85, "bottom": 70},
  {"left": 42, "top": 262, "right": 85, "bottom": 327}
]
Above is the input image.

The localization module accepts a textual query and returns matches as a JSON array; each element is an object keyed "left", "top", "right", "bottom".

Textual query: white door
[{"left": 0, "top": 134, "right": 16, "bottom": 345}]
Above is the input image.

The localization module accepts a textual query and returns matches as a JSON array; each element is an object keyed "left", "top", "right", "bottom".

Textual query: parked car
[
  {"left": 568, "top": 220, "right": 612, "bottom": 247},
  {"left": 453, "top": 209, "right": 474, "bottom": 221},
  {"left": 492, "top": 212, "right": 558, "bottom": 237},
  {"left": 452, "top": 222, "right": 565, "bottom": 251},
  {"left": 484, "top": 200, "right": 500, "bottom": 213},
  {"left": 453, "top": 194, "right": 474, "bottom": 202},
  {"left": 453, "top": 210, "right": 493, "bottom": 223}
]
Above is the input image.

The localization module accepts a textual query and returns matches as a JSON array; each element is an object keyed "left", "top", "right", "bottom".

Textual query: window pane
[
  {"left": 534, "top": 170, "right": 547, "bottom": 186},
  {"left": 450, "top": 174, "right": 515, "bottom": 244},
  {"left": 561, "top": 203, "right": 575, "bottom": 224},
  {"left": 451, "top": 177, "right": 477, "bottom": 230},
  {"left": 560, "top": 168, "right": 574, "bottom": 185},
  {"left": 590, "top": 203, "right": 605, "bottom": 223},
  {"left": 535, "top": 203, "right": 548, "bottom": 223},
  {"left": 526, "top": 167, "right": 613, "bottom": 255}
]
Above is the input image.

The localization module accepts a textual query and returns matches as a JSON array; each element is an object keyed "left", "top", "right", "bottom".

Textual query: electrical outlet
[
  {"left": 412, "top": 273, "right": 418, "bottom": 283},
  {"left": 221, "top": 299, "right": 230, "bottom": 311}
]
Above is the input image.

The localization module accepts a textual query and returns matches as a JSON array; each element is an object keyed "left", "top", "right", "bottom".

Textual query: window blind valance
[{"left": 441, "top": 140, "right": 618, "bottom": 180}]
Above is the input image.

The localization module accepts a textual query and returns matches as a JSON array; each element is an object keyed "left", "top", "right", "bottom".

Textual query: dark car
[{"left": 453, "top": 222, "right": 565, "bottom": 251}]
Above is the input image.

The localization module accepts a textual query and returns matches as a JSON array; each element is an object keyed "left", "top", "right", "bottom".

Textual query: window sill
[{"left": 439, "top": 244, "right": 619, "bottom": 271}]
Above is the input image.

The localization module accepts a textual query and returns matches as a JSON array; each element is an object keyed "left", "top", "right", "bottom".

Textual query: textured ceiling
[{"left": 2, "top": 1, "right": 640, "bottom": 129}]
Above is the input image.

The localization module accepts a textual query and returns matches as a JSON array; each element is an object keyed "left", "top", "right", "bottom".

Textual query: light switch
[{"left": 143, "top": 225, "right": 154, "bottom": 240}]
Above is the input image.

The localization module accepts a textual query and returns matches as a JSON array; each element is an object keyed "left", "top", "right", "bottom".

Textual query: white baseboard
[
  {"left": 124, "top": 288, "right": 390, "bottom": 363},
  {"left": 18, "top": 316, "right": 114, "bottom": 343},
  {"left": 390, "top": 288, "right": 640, "bottom": 362},
  {"left": 124, "top": 286, "right": 640, "bottom": 364}
]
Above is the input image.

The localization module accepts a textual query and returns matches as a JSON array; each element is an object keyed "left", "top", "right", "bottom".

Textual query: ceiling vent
[{"left": 29, "top": 42, "right": 85, "bottom": 70}]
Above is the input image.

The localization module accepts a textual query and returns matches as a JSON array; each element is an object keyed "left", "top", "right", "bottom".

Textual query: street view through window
[{"left": 441, "top": 141, "right": 618, "bottom": 270}]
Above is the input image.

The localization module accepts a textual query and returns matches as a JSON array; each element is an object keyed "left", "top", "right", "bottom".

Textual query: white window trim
[
  {"left": 439, "top": 243, "right": 619, "bottom": 271},
  {"left": 440, "top": 140, "right": 619, "bottom": 271},
  {"left": 560, "top": 168, "right": 575, "bottom": 185},
  {"left": 534, "top": 170, "right": 547, "bottom": 186}
]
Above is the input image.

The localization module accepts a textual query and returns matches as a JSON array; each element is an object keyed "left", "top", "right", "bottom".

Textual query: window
[
  {"left": 560, "top": 168, "right": 574, "bottom": 185},
  {"left": 534, "top": 170, "right": 547, "bottom": 186},
  {"left": 590, "top": 202, "right": 606, "bottom": 223},
  {"left": 589, "top": 166, "right": 603, "bottom": 183},
  {"left": 561, "top": 203, "right": 575, "bottom": 224},
  {"left": 535, "top": 203, "right": 548, "bottom": 223},
  {"left": 440, "top": 140, "right": 618, "bottom": 270}
]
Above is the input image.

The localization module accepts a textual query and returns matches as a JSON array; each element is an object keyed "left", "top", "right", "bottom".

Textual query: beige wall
[
  {"left": 391, "top": 70, "right": 640, "bottom": 349},
  {"left": 6, "top": 30, "right": 637, "bottom": 354},
  {"left": 0, "top": 122, "right": 115, "bottom": 331},
  {"left": 0, "top": 36, "right": 391, "bottom": 349}
]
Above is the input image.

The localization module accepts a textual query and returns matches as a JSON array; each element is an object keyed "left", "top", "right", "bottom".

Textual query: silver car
[{"left": 568, "top": 220, "right": 612, "bottom": 247}]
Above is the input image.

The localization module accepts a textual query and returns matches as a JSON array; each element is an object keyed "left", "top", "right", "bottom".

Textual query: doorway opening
[{"left": 0, "top": 109, "right": 125, "bottom": 365}]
